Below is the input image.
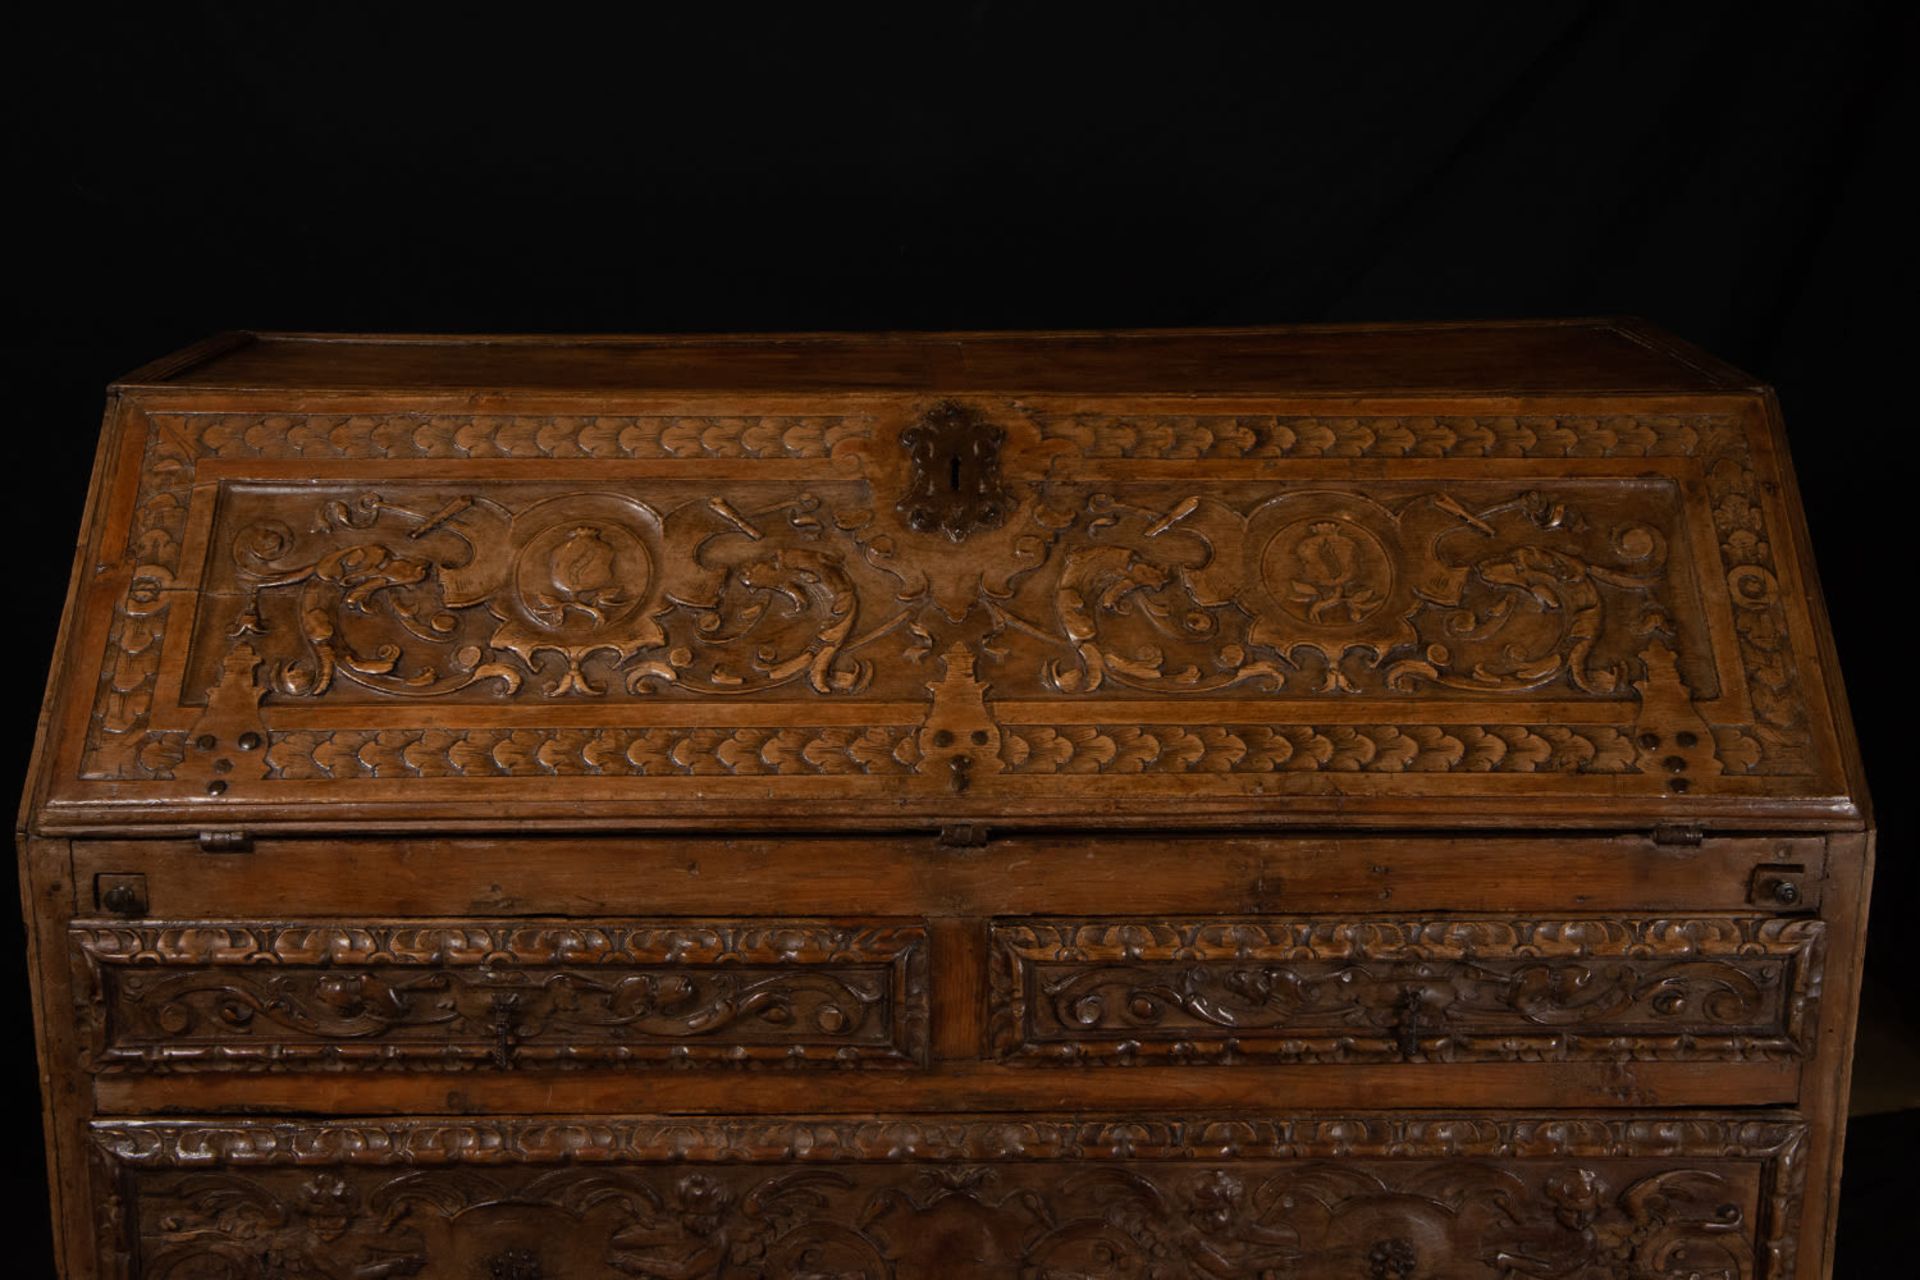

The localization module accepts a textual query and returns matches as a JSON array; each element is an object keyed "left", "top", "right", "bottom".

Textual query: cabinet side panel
[
  {"left": 1799, "top": 830, "right": 1874, "bottom": 1280},
  {"left": 15, "top": 836, "right": 94, "bottom": 1278}
]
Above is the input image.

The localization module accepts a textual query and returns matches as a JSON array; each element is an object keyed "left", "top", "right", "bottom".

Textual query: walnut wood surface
[
  {"left": 72, "top": 919, "right": 929, "bottom": 1073},
  {"left": 18, "top": 322, "right": 1865, "bottom": 835},
  {"left": 987, "top": 914, "right": 1823, "bottom": 1067},
  {"left": 90, "top": 1113, "right": 1805, "bottom": 1280},
  {"left": 14, "top": 324, "right": 1870, "bottom": 1278}
]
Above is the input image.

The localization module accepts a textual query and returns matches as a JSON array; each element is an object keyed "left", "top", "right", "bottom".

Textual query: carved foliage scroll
[
  {"left": 73, "top": 920, "right": 929, "bottom": 1071},
  {"left": 988, "top": 916, "right": 1824, "bottom": 1066},
  {"left": 92, "top": 1114, "right": 1807, "bottom": 1280},
  {"left": 79, "top": 407, "right": 1818, "bottom": 795}
]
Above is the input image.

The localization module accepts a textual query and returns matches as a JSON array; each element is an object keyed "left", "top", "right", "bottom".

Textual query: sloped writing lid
[{"left": 26, "top": 325, "right": 1862, "bottom": 834}]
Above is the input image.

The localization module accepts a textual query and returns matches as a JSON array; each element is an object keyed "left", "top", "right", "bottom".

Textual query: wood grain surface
[{"left": 15, "top": 324, "right": 1870, "bottom": 1277}]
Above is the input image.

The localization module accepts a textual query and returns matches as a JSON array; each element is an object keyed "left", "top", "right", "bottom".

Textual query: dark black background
[{"left": 8, "top": 4, "right": 1913, "bottom": 1272}]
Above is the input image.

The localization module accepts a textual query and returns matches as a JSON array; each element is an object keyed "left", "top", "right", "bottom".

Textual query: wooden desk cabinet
[{"left": 18, "top": 321, "right": 1871, "bottom": 1277}]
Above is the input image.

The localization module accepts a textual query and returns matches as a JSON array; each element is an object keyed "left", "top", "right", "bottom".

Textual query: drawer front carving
[
  {"left": 92, "top": 1113, "right": 1806, "bottom": 1279},
  {"left": 989, "top": 915, "right": 1822, "bottom": 1065},
  {"left": 73, "top": 919, "right": 927, "bottom": 1070}
]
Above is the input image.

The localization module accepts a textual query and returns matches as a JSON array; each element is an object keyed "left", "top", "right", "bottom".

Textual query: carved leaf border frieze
[
  {"left": 79, "top": 408, "right": 1816, "bottom": 790},
  {"left": 988, "top": 916, "right": 1824, "bottom": 1066},
  {"left": 72, "top": 920, "right": 929, "bottom": 1071},
  {"left": 1000, "top": 722, "right": 1643, "bottom": 775},
  {"left": 132, "top": 722, "right": 1648, "bottom": 781},
  {"left": 89, "top": 1110, "right": 1807, "bottom": 1168},
  {"left": 1034, "top": 411, "right": 1745, "bottom": 460}
]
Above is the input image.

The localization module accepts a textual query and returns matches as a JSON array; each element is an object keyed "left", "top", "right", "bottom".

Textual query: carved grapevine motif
[
  {"left": 74, "top": 921, "right": 928, "bottom": 1071},
  {"left": 80, "top": 407, "right": 1816, "bottom": 792},
  {"left": 92, "top": 1115, "right": 1805, "bottom": 1280},
  {"left": 988, "top": 916, "right": 1823, "bottom": 1065}
]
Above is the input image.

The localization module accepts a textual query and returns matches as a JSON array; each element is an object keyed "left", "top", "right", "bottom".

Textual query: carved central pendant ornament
[{"left": 896, "top": 400, "right": 1013, "bottom": 542}]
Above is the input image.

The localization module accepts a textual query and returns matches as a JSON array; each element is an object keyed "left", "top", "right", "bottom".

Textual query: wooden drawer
[
  {"left": 988, "top": 914, "right": 1823, "bottom": 1066},
  {"left": 71, "top": 919, "right": 929, "bottom": 1071},
  {"left": 91, "top": 1112, "right": 1806, "bottom": 1279}
]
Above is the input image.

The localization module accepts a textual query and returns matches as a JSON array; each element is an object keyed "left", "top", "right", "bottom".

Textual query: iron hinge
[
  {"left": 198, "top": 830, "right": 254, "bottom": 854},
  {"left": 1651, "top": 823, "right": 1705, "bottom": 847}
]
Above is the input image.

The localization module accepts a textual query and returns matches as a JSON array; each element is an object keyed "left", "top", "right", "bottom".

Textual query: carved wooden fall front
[{"left": 18, "top": 325, "right": 1870, "bottom": 1277}]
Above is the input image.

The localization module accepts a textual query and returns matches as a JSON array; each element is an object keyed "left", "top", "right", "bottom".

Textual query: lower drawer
[{"left": 92, "top": 1112, "right": 1805, "bottom": 1279}]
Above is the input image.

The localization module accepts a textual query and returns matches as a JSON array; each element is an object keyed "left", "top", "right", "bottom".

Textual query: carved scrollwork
[
  {"left": 624, "top": 496, "right": 873, "bottom": 697},
  {"left": 1043, "top": 486, "right": 1679, "bottom": 698},
  {"left": 988, "top": 916, "right": 1823, "bottom": 1065},
  {"left": 78, "top": 407, "right": 1819, "bottom": 796},
  {"left": 73, "top": 921, "right": 929, "bottom": 1071},
  {"left": 92, "top": 1114, "right": 1805, "bottom": 1280}
]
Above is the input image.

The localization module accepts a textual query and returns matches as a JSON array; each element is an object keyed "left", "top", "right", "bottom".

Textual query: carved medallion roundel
[
  {"left": 1241, "top": 490, "right": 1425, "bottom": 672},
  {"left": 1261, "top": 516, "right": 1396, "bottom": 626},
  {"left": 513, "top": 519, "right": 651, "bottom": 632},
  {"left": 483, "top": 493, "right": 667, "bottom": 696}
]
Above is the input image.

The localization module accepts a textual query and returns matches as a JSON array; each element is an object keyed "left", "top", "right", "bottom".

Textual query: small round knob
[
  {"left": 101, "top": 885, "right": 139, "bottom": 915},
  {"left": 1770, "top": 879, "right": 1800, "bottom": 905}
]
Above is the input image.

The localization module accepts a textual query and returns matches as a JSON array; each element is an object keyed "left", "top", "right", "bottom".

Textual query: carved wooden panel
[
  {"left": 91, "top": 1113, "right": 1807, "bottom": 1279},
  {"left": 72, "top": 920, "right": 928, "bottom": 1071},
  {"left": 46, "top": 395, "right": 1844, "bottom": 828},
  {"left": 988, "top": 915, "right": 1823, "bottom": 1065}
]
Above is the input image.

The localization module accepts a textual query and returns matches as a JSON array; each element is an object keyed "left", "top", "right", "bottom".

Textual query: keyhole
[{"left": 948, "top": 454, "right": 962, "bottom": 492}]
